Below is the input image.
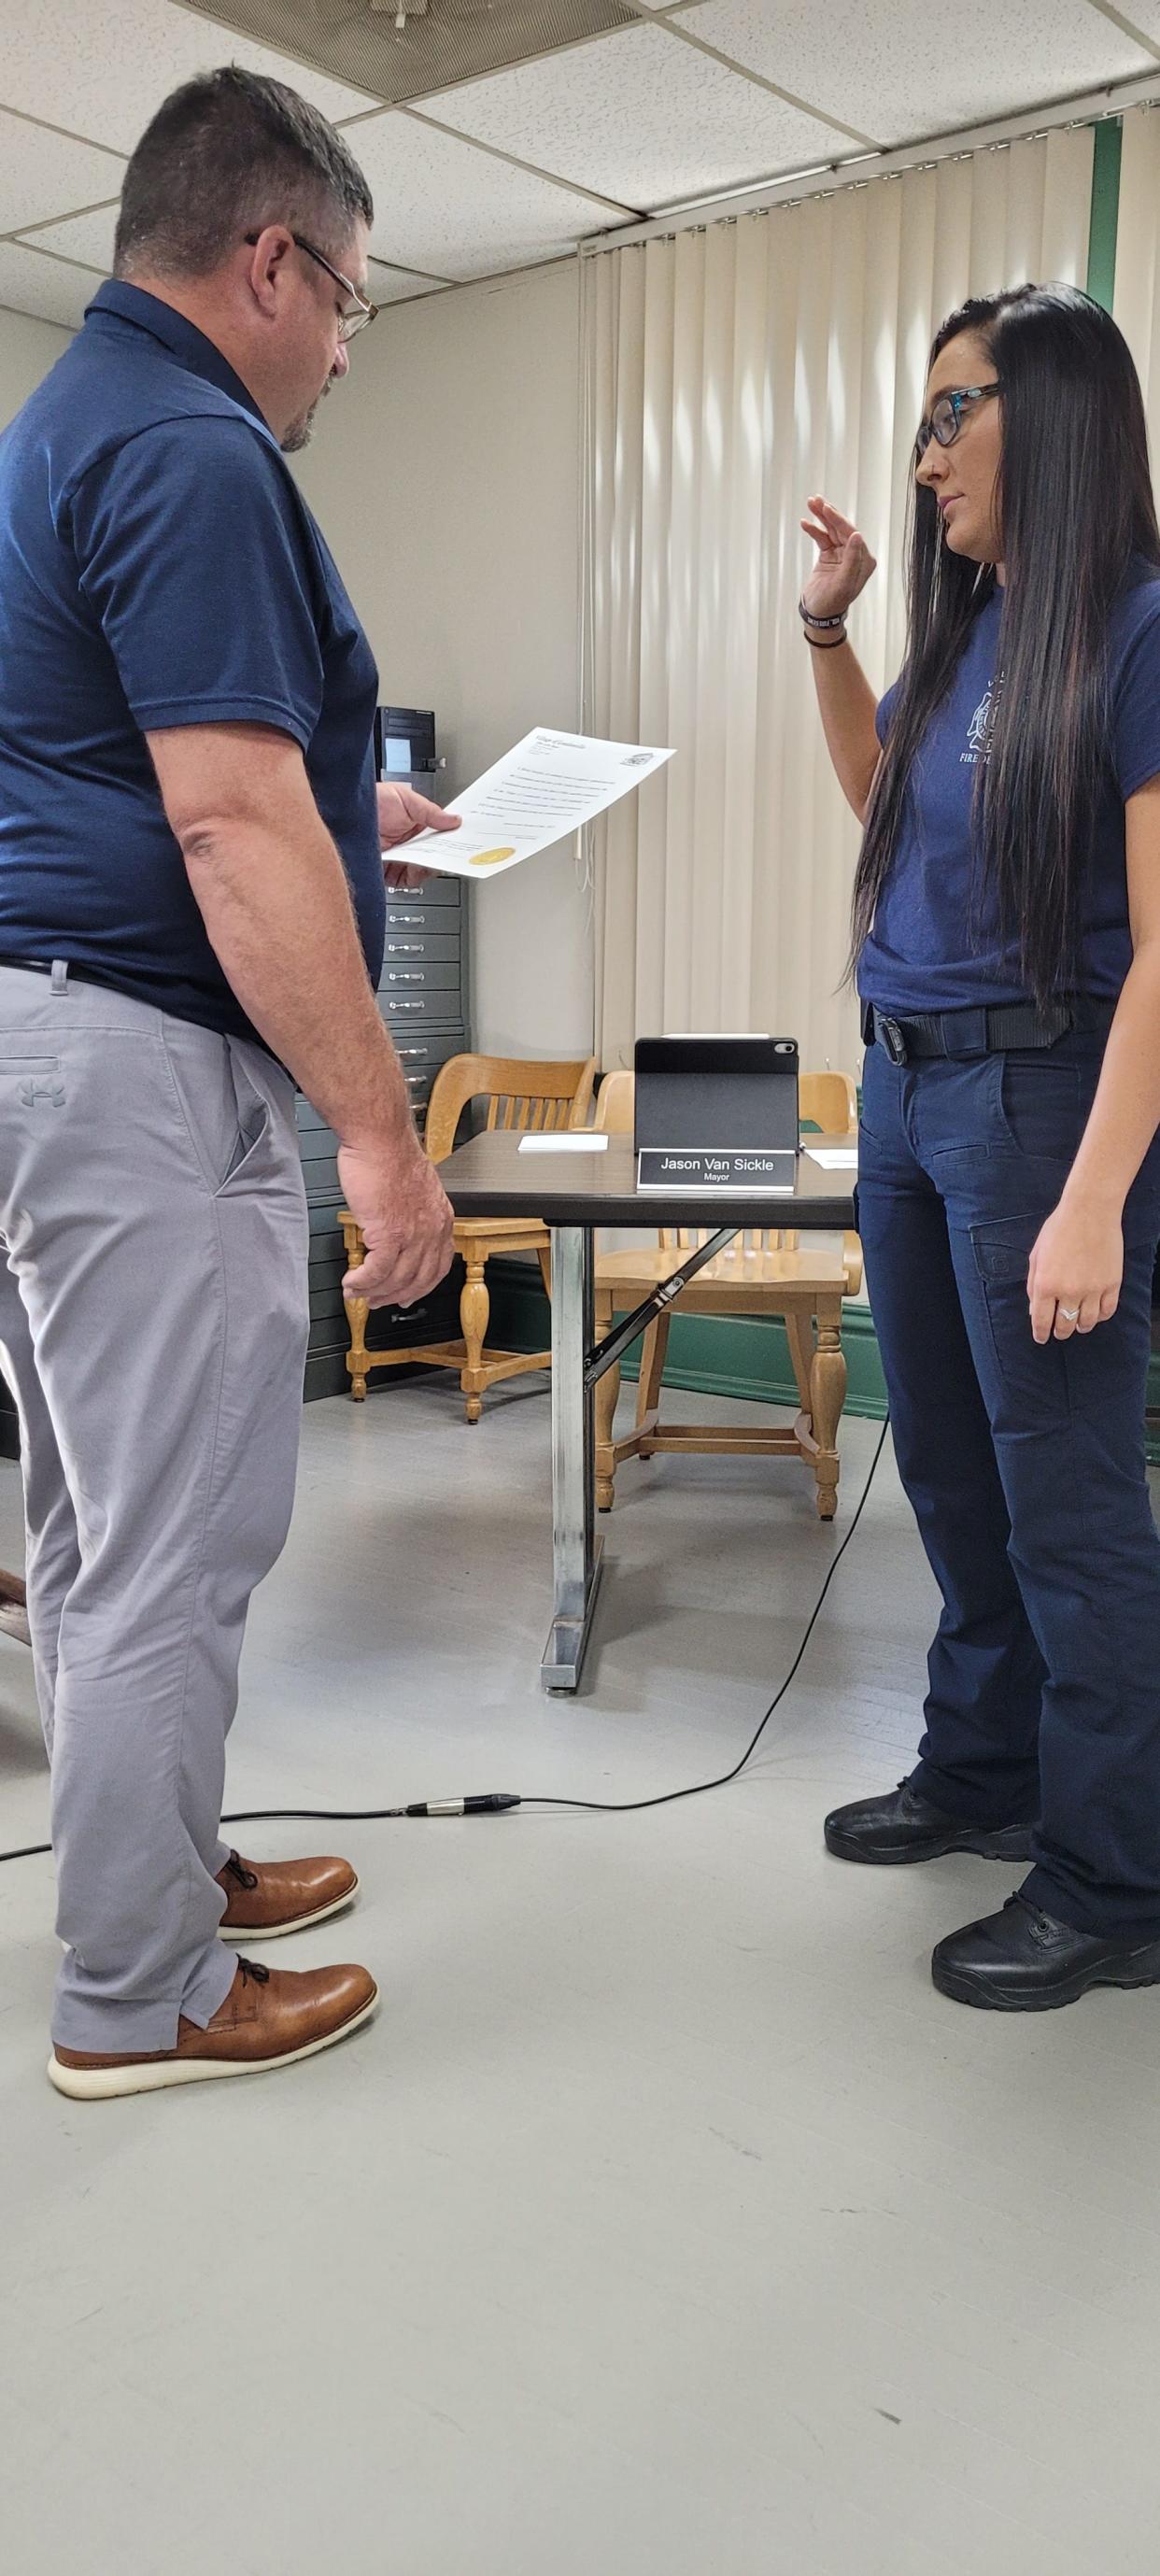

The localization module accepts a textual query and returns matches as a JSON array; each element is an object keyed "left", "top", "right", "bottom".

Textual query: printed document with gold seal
[{"left": 402, "top": 727, "right": 674, "bottom": 881}]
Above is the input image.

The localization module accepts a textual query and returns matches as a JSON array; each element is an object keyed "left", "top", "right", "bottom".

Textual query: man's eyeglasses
[
  {"left": 915, "top": 381, "right": 1002, "bottom": 457},
  {"left": 244, "top": 231, "right": 377, "bottom": 342}
]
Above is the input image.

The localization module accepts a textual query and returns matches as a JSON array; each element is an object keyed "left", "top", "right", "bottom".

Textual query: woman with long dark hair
[{"left": 803, "top": 282, "right": 1160, "bottom": 2010}]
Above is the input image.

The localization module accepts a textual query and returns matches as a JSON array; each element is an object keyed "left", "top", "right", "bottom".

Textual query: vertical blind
[
  {"left": 582, "top": 127, "right": 1095, "bottom": 1073},
  {"left": 1114, "top": 107, "right": 1160, "bottom": 435}
]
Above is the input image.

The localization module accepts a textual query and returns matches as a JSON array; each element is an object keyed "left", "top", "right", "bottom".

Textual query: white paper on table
[
  {"left": 402, "top": 728, "right": 674, "bottom": 880},
  {"left": 806, "top": 1147, "right": 859, "bottom": 1169},
  {"left": 517, "top": 1131, "right": 609, "bottom": 1154}
]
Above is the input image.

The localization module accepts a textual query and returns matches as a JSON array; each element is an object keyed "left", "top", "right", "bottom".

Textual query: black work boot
[
  {"left": 824, "top": 1779, "right": 1037, "bottom": 1866},
  {"left": 932, "top": 1892, "right": 1160, "bottom": 2011}
]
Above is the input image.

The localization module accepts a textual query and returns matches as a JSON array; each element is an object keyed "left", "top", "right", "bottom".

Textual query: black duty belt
[{"left": 861, "top": 996, "right": 1116, "bottom": 1067}]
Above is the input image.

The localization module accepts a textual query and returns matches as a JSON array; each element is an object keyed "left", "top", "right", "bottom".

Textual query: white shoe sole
[
  {"left": 217, "top": 1875, "right": 360, "bottom": 1942},
  {"left": 47, "top": 1983, "right": 379, "bottom": 2102}
]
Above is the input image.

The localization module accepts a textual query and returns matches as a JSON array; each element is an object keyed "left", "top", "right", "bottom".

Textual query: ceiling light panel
[
  {"left": 180, "top": 0, "right": 640, "bottom": 105},
  {"left": 349, "top": 107, "right": 630, "bottom": 276},
  {"left": 685, "top": 0, "right": 1154, "bottom": 150}
]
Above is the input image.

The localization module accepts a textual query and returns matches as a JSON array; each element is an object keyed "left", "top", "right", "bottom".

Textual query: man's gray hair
[{"left": 114, "top": 65, "right": 374, "bottom": 279}]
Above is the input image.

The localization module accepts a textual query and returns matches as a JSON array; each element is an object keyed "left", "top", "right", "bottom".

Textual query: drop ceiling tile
[
  {"left": 28, "top": 220, "right": 452, "bottom": 311},
  {"left": 0, "top": 0, "right": 375, "bottom": 161},
  {"left": 1106, "top": 4, "right": 1160, "bottom": 48},
  {"left": 367, "top": 256, "right": 451, "bottom": 304},
  {"left": 0, "top": 242, "right": 96, "bottom": 332},
  {"left": 18, "top": 205, "right": 118, "bottom": 275},
  {"left": 686, "top": 0, "right": 1153, "bottom": 149},
  {"left": 416, "top": 23, "right": 858, "bottom": 211},
  {"left": 349, "top": 109, "right": 630, "bottom": 278},
  {"left": 0, "top": 111, "right": 123, "bottom": 235}
]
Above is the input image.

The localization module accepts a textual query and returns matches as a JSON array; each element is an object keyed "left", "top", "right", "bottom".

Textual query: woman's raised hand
[{"left": 799, "top": 495, "right": 877, "bottom": 621}]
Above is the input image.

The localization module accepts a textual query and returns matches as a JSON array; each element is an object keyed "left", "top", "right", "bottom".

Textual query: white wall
[
  {"left": 296, "top": 260, "right": 593, "bottom": 1060},
  {"left": 0, "top": 304, "right": 71, "bottom": 426}
]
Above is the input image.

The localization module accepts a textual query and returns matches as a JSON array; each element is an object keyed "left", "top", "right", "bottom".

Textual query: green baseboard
[
  {"left": 487, "top": 1258, "right": 887, "bottom": 1415},
  {"left": 487, "top": 1257, "right": 1160, "bottom": 1459}
]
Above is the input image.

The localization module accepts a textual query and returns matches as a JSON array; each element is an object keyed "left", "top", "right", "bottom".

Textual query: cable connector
[{"left": 405, "top": 1794, "right": 521, "bottom": 1818}]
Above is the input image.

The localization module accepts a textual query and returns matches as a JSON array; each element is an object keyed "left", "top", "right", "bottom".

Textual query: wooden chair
[
  {"left": 0, "top": 1565, "right": 29, "bottom": 1646},
  {"left": 339, "top": 1052, "right": 596, "bottom": 1421},
  {"left": 592, "top": 1069, "right": 862, "bottom": 1519}
]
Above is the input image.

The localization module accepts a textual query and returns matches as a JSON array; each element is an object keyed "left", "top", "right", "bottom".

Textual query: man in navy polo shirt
[{"left": 0, "top": 67, "right": 459, "bottom": 2100}]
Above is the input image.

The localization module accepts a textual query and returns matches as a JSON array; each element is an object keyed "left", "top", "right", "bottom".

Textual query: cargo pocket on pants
[{"left": 970, "top": 1211, "right": 1069, "bottom": 1424}]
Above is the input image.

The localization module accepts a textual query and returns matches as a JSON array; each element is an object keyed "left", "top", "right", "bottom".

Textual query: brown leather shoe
[
  {"left": 48, "top": 1958, "right": 378, "bottom": 2101},
  {"left": 216, "top": 1848, "right": 359, "bottom": 1940}
]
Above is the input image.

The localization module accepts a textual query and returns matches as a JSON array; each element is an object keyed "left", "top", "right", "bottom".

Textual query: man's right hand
[{"left": 339, "top": 1139, "right": 455, "bottom": 1309}]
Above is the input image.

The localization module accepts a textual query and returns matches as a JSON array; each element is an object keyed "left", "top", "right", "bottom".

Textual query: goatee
[{"left": 281, "top": 381, "right": 331, "bottom": 455}]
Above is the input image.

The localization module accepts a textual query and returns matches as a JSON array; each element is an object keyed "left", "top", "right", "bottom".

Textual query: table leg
[{"left": 541, "top": 1223, "right": 603, "bottom": 1691}]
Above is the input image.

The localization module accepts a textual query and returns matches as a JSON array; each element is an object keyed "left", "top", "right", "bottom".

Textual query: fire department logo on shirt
[{"left": 965, "top": 684, "right": 994, "bottom": 759}]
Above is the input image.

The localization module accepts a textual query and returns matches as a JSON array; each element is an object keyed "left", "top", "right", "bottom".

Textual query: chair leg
[
  {"left": 346, "top": 1293, "right": 370, "bottom": 1401},
  {"left": 783, "top": 1311, "right": 814, "bottom": 1415},
  {"left": 594, "top": 1331, "right": 621, "bottom": 1511},
  {"left": 460, "top": 1255, "right": 490, "bottom": 1423},
  {"left": 809, "top": 1314, "right": 847, "bottom": 1520},
  {"left": 635, "top": 1309, "right": 672, "bottom": 1454}
]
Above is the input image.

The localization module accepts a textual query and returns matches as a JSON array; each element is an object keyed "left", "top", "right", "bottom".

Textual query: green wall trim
[
  {"left": 1087, "top": 117, "right": 1123, "bottom": 312},
  {"left": 487, "top": 1258, "right": 1160, "bottom": 1459},
  {"left": 488, "top": 1260, "right": 890, "bottom": 1419}
]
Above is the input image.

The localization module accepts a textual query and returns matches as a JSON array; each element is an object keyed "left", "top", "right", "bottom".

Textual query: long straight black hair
[{"left": 851, "top": 284, "right": 1160, "bottom": 1004}]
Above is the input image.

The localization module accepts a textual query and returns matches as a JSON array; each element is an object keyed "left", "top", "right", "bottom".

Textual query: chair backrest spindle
[{"left": 425, "top": 1054, "right": 598, "bottom": 1166}]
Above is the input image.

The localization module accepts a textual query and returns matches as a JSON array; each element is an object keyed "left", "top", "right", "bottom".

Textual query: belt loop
[{"left": 50, "top": 959, "right": 68, "bottom": 996}]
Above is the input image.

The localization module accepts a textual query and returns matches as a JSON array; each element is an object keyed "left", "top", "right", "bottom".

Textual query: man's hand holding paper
[{"left": 403, "top": 727, "right": 673, "bottom": 880}]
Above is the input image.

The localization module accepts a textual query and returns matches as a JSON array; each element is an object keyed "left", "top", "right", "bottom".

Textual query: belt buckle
[{"left": 879, "top": 1014, "right": 908, "bottom": 1067}]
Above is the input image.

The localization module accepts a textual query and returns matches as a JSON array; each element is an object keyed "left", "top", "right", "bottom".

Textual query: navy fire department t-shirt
[
  {"left": 858, "top": 563, "right": 1160, "bottom": 1013},
  {"left": 0, "top": 280, "right": 383, "bottom": 1042}
]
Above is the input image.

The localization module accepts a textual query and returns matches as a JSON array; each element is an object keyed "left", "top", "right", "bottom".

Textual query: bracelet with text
[{"left": 798, "top": 596, "right": 847, "bottom": 630}]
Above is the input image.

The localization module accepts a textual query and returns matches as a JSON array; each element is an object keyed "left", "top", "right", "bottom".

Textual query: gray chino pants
[{"left": 0, "top": 964, "right": 309, "bottom": 2052}]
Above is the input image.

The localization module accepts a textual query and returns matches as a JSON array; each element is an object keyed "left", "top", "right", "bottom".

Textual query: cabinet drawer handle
[
  {"left": 387, "top": 970, "right": 425, "bottom": 984},
  {"left": 385, "top": 942, "right": 424, "bottom": 955}
]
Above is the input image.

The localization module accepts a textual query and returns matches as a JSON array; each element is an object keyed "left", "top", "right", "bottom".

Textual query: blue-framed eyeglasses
[{"left": 915, "top": 381, "right": 1002, "bottom": 458}]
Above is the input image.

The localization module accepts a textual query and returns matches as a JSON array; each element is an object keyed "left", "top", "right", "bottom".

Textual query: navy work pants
[{"left": 857, "top": 1029, "right": 1160, "bottom": 1935}]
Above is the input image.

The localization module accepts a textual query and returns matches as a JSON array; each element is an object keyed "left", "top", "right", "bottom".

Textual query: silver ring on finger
[{"left": 1059, "top": 1304, "right": 1080, "bottom": 1323}]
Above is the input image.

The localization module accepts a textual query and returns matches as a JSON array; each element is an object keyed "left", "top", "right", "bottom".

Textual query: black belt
[
  {"left": 0, "top": 954, "right": 106, "bottom": 990},
  {"left": 861, "top": 996, "right": 1115, "bottom": 1066}
]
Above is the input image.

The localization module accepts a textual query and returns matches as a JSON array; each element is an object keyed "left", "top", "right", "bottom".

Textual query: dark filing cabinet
[{"left": 298, "top": 710, "right": 470, "bottom": 1401}]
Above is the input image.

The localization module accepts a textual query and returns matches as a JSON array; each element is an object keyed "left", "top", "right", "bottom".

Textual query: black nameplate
[{"left": 637, "top": 1148, "right": 797, "bottom": 1193}]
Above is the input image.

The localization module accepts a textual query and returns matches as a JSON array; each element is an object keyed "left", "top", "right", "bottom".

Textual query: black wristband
[
  {"left": 803, "top": 628, "right": 848, "bottom": 650},
  {"left": 799, "top": 596, "right": 847, "bottom": 629}
]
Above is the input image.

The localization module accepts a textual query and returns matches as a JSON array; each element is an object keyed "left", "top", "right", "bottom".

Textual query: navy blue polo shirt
[
  {"left": 0, "top": 279, "right": 383, "bottom": 1041},
  {"left": 858, "top": 562, "right": 1160, "bottom": 1013}
]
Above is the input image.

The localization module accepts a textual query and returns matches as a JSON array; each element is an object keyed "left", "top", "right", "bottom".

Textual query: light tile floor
[{"left": 1, "top": 1378, "right": 1158, "bottom": 2575}]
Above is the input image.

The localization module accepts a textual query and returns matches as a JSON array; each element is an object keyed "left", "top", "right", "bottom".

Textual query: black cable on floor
[{"left": 0, "top": 1419, "right": 889, "bottom": 1864}]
